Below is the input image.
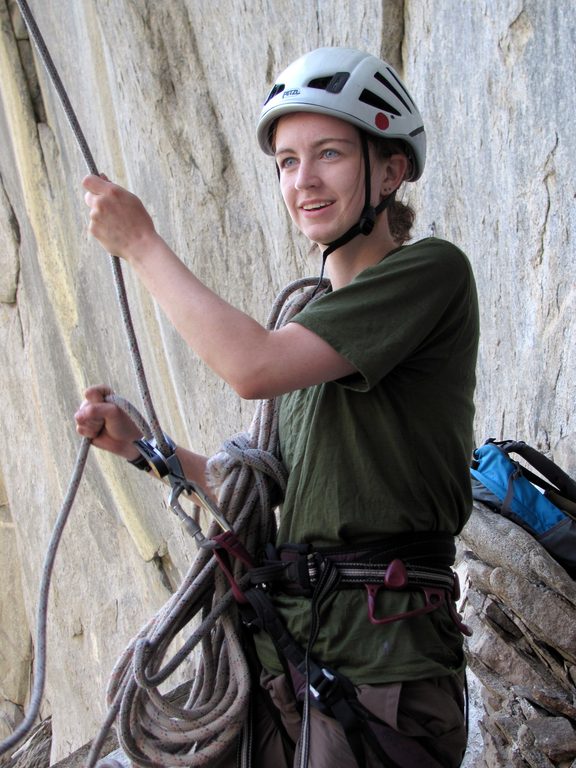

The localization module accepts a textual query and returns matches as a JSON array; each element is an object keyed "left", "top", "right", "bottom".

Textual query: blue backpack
[{"left": 470, "top": 439, "right": 576, "bottom": 578}]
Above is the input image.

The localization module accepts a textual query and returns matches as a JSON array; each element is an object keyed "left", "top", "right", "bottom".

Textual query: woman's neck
[{"left": 322, "top": 220, "right": 400, "bottom": 290}]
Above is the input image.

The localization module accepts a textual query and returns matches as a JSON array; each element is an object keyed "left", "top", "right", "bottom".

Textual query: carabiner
[
  {"left": 168, "top": 484, "right": 206, "bottom": 544},
  {"left": 168, "top": 477, "right": 233, "bottom": 535},
  {"left": 133, "top": 434, "right": 233, "bottom": 538}
]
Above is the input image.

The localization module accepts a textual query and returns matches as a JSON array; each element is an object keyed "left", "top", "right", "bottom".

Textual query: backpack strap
[{"left": 489, "top": 439, "right": 576, "bottom": 503}]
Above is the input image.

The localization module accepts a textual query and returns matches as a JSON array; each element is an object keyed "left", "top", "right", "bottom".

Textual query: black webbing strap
[
  {"left": 490, "top": 439, "right": 576, "bottom": 502},
  {"left": 241, "top": 583, "right": 396, "bottom": 767},
  {"left": 241, "top": 582, "right": 447, "bottom": 768},
  {"left": 245, "top": 533, "right": 471, "bottom": 635},
  {"left": 213, "top": 531, "right": 464, "bottom": 766}
]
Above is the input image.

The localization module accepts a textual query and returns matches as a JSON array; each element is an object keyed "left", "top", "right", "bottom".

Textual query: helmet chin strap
[{"left": 313, "top": 132, "right": 395, "bottom": 294}]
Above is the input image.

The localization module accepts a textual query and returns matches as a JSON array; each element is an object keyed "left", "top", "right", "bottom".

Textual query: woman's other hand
[{"left": 75, "top": 385, "right": 141, "bottom": 459}]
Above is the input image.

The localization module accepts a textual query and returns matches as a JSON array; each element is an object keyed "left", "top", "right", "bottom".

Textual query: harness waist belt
[
  {"left": 310, "top": 560, "right": 455, "bottom": 589},
  {"left": 210, "top": 529, "right": 471, "bottom": 634},
  {"left": 250, "top": 532, "right": 458, "bottom": 597}
]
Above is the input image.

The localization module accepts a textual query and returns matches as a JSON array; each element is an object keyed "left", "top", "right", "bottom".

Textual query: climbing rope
[
  {"left": 12, "top": 0, "right": 170, "bottom": 456},
  {"left": 0, "top": 439, "right": 91, "bottom": 757},
  {"left": 0, "top": 393, "right": 152, "bottom": 760},
  {"left": 0, "top": 0, "right": 172, "bottom": 757},
  {"left": 0, "top": 4, "right": 331, "bottom": 764},
  {"left": 0, "top": 278, "right": 325, "bottom": 765}
]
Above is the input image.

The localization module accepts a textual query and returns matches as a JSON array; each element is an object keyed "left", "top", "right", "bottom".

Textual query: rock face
[
  {"left": 0, "top": 0, "right": 575, "bottom": 764},
  {"left": 460, "top": 503, "right": 576, "bottom": 766}
]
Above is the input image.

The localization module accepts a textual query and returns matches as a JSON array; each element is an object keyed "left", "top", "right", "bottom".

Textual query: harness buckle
[{"left": 308, "top": 666, "right": 338, "bottom": 705}]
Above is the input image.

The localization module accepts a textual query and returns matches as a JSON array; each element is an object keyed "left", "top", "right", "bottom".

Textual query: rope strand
[
  {"left": 13, "top": 0, "right": 170, "bottom": 454},
  {"left": 0, "top": 438, "right": 91, "bottom": 756}
]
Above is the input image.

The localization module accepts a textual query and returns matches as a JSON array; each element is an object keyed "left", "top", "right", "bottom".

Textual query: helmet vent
[
  {"left": 375, "top": 70, "right": 415, "bottom": 114},
  {"left": 359, "top": 88, "right": 401, "bottom": 117},
  {"left": 308, "top": 72, "right": 350, "bottom": 94},
  {"left": 308, "top": 76, "right": 331, "bottom": 90},
  {"left": 264, "top": 83, "right": 285, "bottom": 106}
]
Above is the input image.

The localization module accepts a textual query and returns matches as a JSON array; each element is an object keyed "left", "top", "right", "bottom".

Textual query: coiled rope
[{"left": 0, "top": 1, "right": 328, "bottom": 764}]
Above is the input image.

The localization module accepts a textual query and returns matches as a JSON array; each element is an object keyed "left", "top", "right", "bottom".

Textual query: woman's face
[{"left": 274, "top": 112, "right": 378, "bottom": 246}]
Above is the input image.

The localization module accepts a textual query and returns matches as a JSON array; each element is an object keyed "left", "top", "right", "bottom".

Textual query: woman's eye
[
  {"left": 322, "top": 149, "right": 339, "bottom": 160},
  {"left": 279, "top": 157, "right": 297, "bottom": 170}
]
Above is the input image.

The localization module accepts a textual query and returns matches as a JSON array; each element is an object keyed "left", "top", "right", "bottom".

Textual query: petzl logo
[{"left": 283, "top": 89, "right": 301, "bottom": 97}]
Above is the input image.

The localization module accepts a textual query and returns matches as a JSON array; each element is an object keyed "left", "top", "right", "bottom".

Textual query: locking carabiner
[{"left": 133, "top": 434, "right": 233, "bottom": 543}]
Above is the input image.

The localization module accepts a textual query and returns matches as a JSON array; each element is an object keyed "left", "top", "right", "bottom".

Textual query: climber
[{"left": 75, "top": 47, "right": 479, "bottom": 767}]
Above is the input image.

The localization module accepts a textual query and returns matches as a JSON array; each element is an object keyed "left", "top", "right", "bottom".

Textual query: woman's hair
[{"left": 369, "top": 136, "right": 416, "bottom": 245}]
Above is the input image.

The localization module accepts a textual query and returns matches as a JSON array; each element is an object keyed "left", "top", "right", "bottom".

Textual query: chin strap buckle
[{"left": 358, "top": 205, "right": 376, "bottom": 235}]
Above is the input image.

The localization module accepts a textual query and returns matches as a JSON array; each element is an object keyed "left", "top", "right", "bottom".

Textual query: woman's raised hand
[{"left": 82, "top": 175, "right": 158, "bottom": 261}]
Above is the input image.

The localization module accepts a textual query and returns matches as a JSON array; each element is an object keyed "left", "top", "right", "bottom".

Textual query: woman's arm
[{"left": 82, "top": 176, "right": 355, "bottom": 399}]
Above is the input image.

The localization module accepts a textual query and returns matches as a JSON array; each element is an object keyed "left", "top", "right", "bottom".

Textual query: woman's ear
[{"left": 381, "top": 153, "right": 410, "bottom": 194}]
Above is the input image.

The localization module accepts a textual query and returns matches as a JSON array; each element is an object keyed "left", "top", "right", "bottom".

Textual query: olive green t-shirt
[{"left": 254, "top": 237, "right": 479, "bottom": 684}]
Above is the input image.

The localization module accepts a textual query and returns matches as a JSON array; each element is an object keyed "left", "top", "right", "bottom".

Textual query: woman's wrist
[
  {"left": 125, "top": 445, "right": 144, "bottom": 462},
  {"left": 123, "top": 229, "right": 165, "bottom": 266}
]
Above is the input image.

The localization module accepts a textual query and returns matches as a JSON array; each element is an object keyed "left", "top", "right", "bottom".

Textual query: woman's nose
[{"left": 295, "top": 160, "right": 319, "bottom": 190}]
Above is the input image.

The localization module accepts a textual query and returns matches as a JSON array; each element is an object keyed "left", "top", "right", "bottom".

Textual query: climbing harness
[
  {"left": 214, "top": 531, "right": 470, "bottom": 768},
  {"left": 246, "top": 534, "right": 470, "bottom": 633}
]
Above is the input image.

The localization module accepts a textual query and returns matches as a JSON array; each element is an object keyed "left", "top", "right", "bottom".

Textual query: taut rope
[{"left": 12, "top": 0, "right": 169, "bottom": 455}]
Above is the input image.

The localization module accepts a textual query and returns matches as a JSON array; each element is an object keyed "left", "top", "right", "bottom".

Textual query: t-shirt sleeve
[{"left": 290, "top": 239, "right": 477, "bottom": 391}]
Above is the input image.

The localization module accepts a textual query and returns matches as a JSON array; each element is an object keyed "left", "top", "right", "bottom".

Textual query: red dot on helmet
[{"left": 375, "top": 113, "right": 389, "bottom": 131}]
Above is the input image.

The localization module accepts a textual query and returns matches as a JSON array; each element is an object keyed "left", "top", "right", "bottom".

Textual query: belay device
[{"left": 471, "top": 438, "right": 576, "bottom": 578}]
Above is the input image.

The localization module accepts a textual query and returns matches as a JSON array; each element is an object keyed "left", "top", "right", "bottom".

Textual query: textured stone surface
[
  {"left": 0, "top": 0, "right": 575, "bottom": 763},
  {"left": 406, "top": 0, "right": 576, "bottom": 470},
  {"left": 0, "top": 471, "right": 30, "bottom": 741},
  {"left": 460, "top": 503, "right": 576, "bottom": 766}
]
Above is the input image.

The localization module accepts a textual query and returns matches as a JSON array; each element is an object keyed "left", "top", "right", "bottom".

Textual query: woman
[{"left": 76, "top": 47, "right": 479, "bottom": 767}]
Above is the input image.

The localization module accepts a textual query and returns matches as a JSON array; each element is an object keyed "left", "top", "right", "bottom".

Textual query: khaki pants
[{"left": 216, "top": 671, "right": 467, "bottom": 767}]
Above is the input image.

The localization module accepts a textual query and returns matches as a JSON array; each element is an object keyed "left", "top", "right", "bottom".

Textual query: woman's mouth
[{"left": 301, "top": 201, "right": 333, "bottom": 212}]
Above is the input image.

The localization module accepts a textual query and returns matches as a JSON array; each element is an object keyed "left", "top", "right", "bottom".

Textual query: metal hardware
[{"left": 134, "top": 435, "right": 233, "bottom": 543}]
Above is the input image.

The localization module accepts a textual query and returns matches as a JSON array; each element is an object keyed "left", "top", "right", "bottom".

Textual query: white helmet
[{"left": 257, "top": 47, "right": 426, "bottom": 181}]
